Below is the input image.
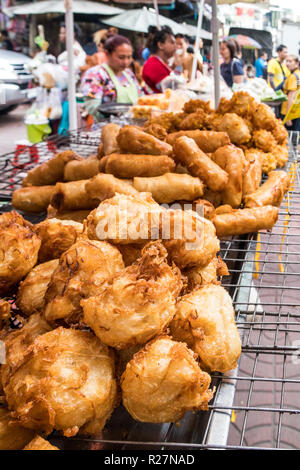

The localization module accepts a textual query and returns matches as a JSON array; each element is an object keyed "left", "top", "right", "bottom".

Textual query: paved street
[{"left": 0, "top": 104, "right": 29, "bottom": 156}]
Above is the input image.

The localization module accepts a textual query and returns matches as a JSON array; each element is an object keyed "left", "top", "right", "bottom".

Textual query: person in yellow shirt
[
  {"left": 267, "top": 44, "right": 290, "bottom": 90},
  {"left": 281, "top": 55, "right": 300, "bottom": 131}
]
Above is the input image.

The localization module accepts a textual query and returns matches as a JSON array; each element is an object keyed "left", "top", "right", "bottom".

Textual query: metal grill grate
[{"left": 1, "top": 130, "right": 300, "bottom": 450}]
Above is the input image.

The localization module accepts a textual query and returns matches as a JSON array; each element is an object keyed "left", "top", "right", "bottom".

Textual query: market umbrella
[{"left": 228, "top": 34, "right": 262, "bottom": 49}]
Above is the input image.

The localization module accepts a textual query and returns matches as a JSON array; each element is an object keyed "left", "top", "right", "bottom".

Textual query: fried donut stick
[
  {"left": 212, "top": 205, "right": 279, "bottom": 237},
  {"left": 102, "top": 153, "right": 175, "bottom": 178},
  {"left": 64, "top": 154, "right": 99, "bottom": 181},
  {"left": 117, "top": 125, "right": 173, "bottom": 156},
  {"left": 85, "top": 173, "right": 139, "bottom": 201},
  {"left": 244, "top": 170, "right": 290, "bottom": 208},
  {"left": 166, "top": 130, "right": 230, "bottom": 153},
  {"left": 101, "top": 123, "right": 121, "bottom": 155},
  {"left": 133, "top": 173, "right": 204, "bottom": 203},
  {"left": 12, "top": 185, "right": 56, "bottom": 213},
  {"left": 50, "top": 180, "right": 100, "bottom": 211},
  {"left": 173, "top": 136, "right": 228, "bottom": 191},
  {"left": 22, "top": 150, "right": 81, "bottom": 187}
]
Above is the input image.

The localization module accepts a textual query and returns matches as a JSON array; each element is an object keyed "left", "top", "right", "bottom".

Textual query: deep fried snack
[
  {"left": 166, "top": 130, "right": 230, "bottom": 153},
  {"left": 97, "top": 142, "right": 104, "bottom": 159},
  {"left": 171, "top": 285, "right": 241, "bottom": 373},
  {"left": 0, "top": 299, "right": 11, "bottom": 329},
  {"left": 16, "top": 259, "right": 59, "bottom": 316},
  {"left": 252, "top": 103, "right": 277, "bottom": 131},
  {"left": 213, "top": 144, "right": 249, "bottom": 208},
  {"left": 202, "top": 189, "right": 223, "bottom": 208},
  {"left": 170, "top": 198, "right": 215, "bottom": 220},
  {"left": 82, "top": 242, "right": 182, "bottom": 350},
  {"left": 261, "top": 151, "right": 277, "bottom": 174},
  {"left": 244, "top": 170, "right": 290, "bottom": 208},
  {"left": 44, "top": 239, "right": 124, "bottom": 325},
  {"left": 120, "top": 335, "right": 214, "bottom": 422},
  {"left": 102, "top": 153, "right": 175, "bottom": 178},
  {"left": 64, "top": 154, "right": 99, "bottom": 181},
  {"left": 23, "top": 436, "right": 59, "bottom": 450},
  {"left": 12, "top": 185, "right": 56, "bottom": 213},
  {"left": 3, "top": 328, "right": 118, "bottom": 436},
  {"left": 0, "top": 407, "right": 35, "bottom": 450},
  {"left": 272, "top": 119, "right": 288, "bottom": 145},
  {"left": 253, "top": 129, "right": 277, "bottom": 153},
  {"left": 85, "top": 173, "right": 139, "bottom": 201},
  {"left": 178, "top": 109, "right": 206, "bottom": 130},
  {"left": 143, "top": 123, "right": 168, "bottom": 141},
  {"left": 212, "top": 205, "right": 279, "bottom": 237},
  {"left": 216, "top": 97, "right": 232, "bottom": 115},
  {"left": 183, "top": 99, "right": 213, "bottom": 115},
  {"left": 132, "top": 104, "right": 160, "bottom": 119},
  {"left": 50, "top": 180, "right": 100, "bottom": 211},
  {"left": 114, "top": 243, "right": 145, "bottom": 266},
  {"left": 243, "top": 149, "right": 263, "bottom": 196},
  {"left": 227, "top": 91, "right": 257, "bottom": 117},
  {"left": 173, "top": 136, "right": 228, "bottom": 191},
  {"left": 101, "top": 122, "right": 121, "bottom": 155},
  {"left": 22, "top": 150, "right": 80, "bottom": 187},
  {"left": 163, "top": 209, "right": 220, "bottom": 269},
  {"left": 117, "top": 125, "right": 173, "bottom": 156},
  {"left": 0, "top": 212, "right": 41, "bottom": 295},
  {"left": 35, "top": 218, "right": 84, "bottom": 263},
  {"left": 47, "top": 204, "right": 91, "bottom": 223},
  {"left": 144, "top": 112, "right": 187, "bottom": 133},
  {"left": 272, "top": 144, "right": 289, "bottom": 168},
  {"left": 133, "top": 173, "right": 204, "bottom": 203},
  {"left": 182, "top": 256, "right": 229, "bottom": 293},
  {"left": 217, "top": 113, "right": 251, "bottom": 145}
]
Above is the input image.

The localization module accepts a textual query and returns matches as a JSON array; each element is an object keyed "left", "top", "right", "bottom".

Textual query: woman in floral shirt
[{"left": 80, "top": 35, "right": 142, "bottom": 119}]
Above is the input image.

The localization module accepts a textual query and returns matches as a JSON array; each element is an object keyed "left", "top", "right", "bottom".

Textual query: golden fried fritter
[
  {"left": 121, "top": 335, "right": 214, "bottom": 423},
  {"left": 252, "top": 103, "right": 277, "bottom": 131},
  {"left": 272, "top": 144, "right": 289, "bottom": 168},
  {"left": 114, "top": 243, "right": 145, "bottom": 267},
  {"left": 183, "top": 99, "right": 213, "bottom": 115},
  {"left": 227, "top": 91, "right": 257, "bottom": 117},
  {"left": 23, "top": 435, "right": 59, "bottom": 450},
  {"left": 117, "top": 125, "right": 173, "bottom": 156},
  {"left": 0, "top": 211, "right": 41, "bottom": 295},
  {"left": 144, "top": 112, "right": 187, "bottom": 133},
  {"left": 16, "top": 259, "right": 59, "bottom": 316},
  {"left": 82, "top": 242, "right": 182, "bottom": 350},
  {"left": 252, "top": 129, "right": 277, "bottom": 153},
  {"left": 0, "top": 299, "right": 11, "bottom": 329},
  {"left": 217, "top": 113, "right": 251, "bottom": 145},
  {"left": 261, "top": 152, "right": 277, "bottom": 174},
  {"left": 182, "top": 256, "right": 229, "bottom": 293},
  {"left": 178, "top": 109, "right": 206, "bottom": 130},
  {"left": 271, "top": 119, "right": 288, "bottom": 145},
  {"left": 3, "top": 328, "right": 118, "bottom": 437},
  {"left": 170, "top": 285, "right": 241, "bottom": 373},
  {"left": 35, "top": 218, "right": 84, "bottom": 263},
  {"left": 44, "top": 240, "right": 124, "bottom": 325},
  {"left": 0, "top": 407, "right": 35, "bottom": 450},
  {"left": 216, "top": 97, "right": 232, "bottom": 115},
  {"left": 143, "top": 123, "right": 168, "bottom": 141}
]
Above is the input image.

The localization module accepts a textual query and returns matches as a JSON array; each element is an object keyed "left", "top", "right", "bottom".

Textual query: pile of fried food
[
  {"left": 131, "top": 89, "right": 172, "bottom": 119},
  {"left": 1, "top": 91, "right": 291, "bottom": 450}
]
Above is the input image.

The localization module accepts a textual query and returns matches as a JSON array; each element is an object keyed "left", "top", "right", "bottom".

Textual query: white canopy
[{"left": 3, "top": 0, "right": 124, "bottom": 17}]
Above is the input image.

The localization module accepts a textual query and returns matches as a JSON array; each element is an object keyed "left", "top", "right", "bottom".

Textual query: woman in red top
[{"left": 142, "top": 26, "right": 178, "bottom": 93}]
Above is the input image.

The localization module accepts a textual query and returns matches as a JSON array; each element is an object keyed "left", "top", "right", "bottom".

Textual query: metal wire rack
[{"left": 1, "top": 130, "right": 300, "bottom": 450}]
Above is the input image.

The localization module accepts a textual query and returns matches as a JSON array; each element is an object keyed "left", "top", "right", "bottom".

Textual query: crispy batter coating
[
  {"left": 117, "top": 126, "right": 173, "bottom": 156},
  {"left": 143, "top": 123, "right": 168, "bottom": 141},
  {"left": 0, "top": 407, "right": 35, "bottom": 450},
  {"left": 0, "top": 211, "right": 41, "bottom": 295},
  {"left": 216, "top": 97, "right": 232, "bottom": 115},
  {"left": 63, "top": 154, "right": 99, "bottom": 181},
  {"left": 16, "top": 259, "right": 59, "bottom": 316},
  {"left": 50, "top": 180, "right": 100, "bottom": 212},
  {"left": 101, "top": 123, "right": 121, "bottom": 155},
  {"left": 253, "top": 129, "right": 277, "bottom": 153},
  {"left": 271, "top": 120, "right": 288, "bottom": 145},
  {"left": 23, "top": 435, "right": 59, "bottom": 450},
  {"left": 217, "top": 113, "right": 251, "bottom": 145},
  {"left": 171, "top": 285, "right": 241, "bottom": 373},
  {"left": 252, "top": 103, "right": 277, "bottom": 131},
  {"left": 243, "top": 149, "right": 263, "bottom": 196},
  {"left": 182, "top": 256, "right": 229, "bottom": 293},
  {"left": 183, "top": 99, "right": 213, "bottom": 115},
  {"left": 35, "top": 218, "right": 84, "bottom": 263},
  {"left": 22, "top": 150, "right": 80, "bottom": 187},
  {"left": 47, "top": 205, "right": 91, "bottom": 223},
  {"left": 244, "top": 170, "right": 290, "bottom": 208},
  {"left": 44, "top": 240, "right": 124, "bottom": 325},
  {"left": 227, "top": 91, "right": 257, "bottom": 117},
  {"left": 3, "top": 328, "right": 118, "bottom": 437},
  {"left": 121, "top": 335, "right": 214, "bottom": 422},
  {"left": 261, "top": 151, "right": 277, "bottom": 174},
  {"left": 166, "top": 130, "right": 230, "bottom": 153},
  {"left": 12, "top": 185, "right": 56, "bottom": 213},
  {"left": 101, "top": 153, "right": 175, "bottom": 178},
  {"left": 272, "top": 144, "right": 289, "bottom": 168},
  {"left": 0, "top": 299, "right": 11, "bottom": 329},
  {"left": 85, "top": 173, "right": 139, "bottom": 201},
  {"left": 82, "top": 242, "right": 182, "bottom": 350},
  {"left": 144, "top": 112, "right": 187, "bottom": 133},
  {"left": 114, "top": 243, "right": 146, "bottom": 267},
  {"left": 178, "top": 109, "right": 206, "bottom": 130}
]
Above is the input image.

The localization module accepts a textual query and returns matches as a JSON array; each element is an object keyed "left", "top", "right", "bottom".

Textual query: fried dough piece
[
  {"left": 0, "top": 299, "right": 11, "bottom": 329},
  {"left": 173, "top": 136, "right": 228, "bottom": 192},
  {"left": 243, "top": 149, "right": 263, "bottom": 196},
  {"left": 252, "top": 103, "right": 277, "bottom": 131},
  {"left": 261, "top": 151, "right": 277, "bottom": 174},
  {"left": 227, "top": 91, "right": 257, "bottom": 117},
  {"left": 82, "top": 242, "right": 182, "bottom": 350},
  {"left": 217, "top": 113, "right": 251, "bottom": 145},
  {"left": 16, "top": 259, "right": 59, "bottom": 316},
  {"left": 101, "top": 123, "right": 121, "bottom": 155},
  {"left": 47, "top": 205, "right": 91, "bottom": 223},
  {"left": 63, "top": 154, "right": 99, "bottom": 181},
  {"left": 44, "top": 240, "right": 124, "bottom": 325},
  {"left": 133, "top": 173, "right": 204, "bottom": 203},
  {"left": 183, "top": 99, "right": 213, "bottom": 114},
  {"left": 114, "top": 243, "right": 145, "bottom": 266},
  {"left": 244, "top": 170, "right": 290, "bottom": 208},
  {"left": 121, "top": 335, "right": 213, "bottom": 422},
  {"left": 272, "top": 120, "right": 288, "bottom": 145},
  {"left": 171, "top": 285, "right": 241, "bottom": 373},
  {"left": 272, "top": 144, "right": 289, "bottom": 168},
  {"left": 22, "top": 150, "right": 80, "bottom": 187},
  {"left": 85, "top": 173, "right": 139, "bottom": 201},
  {"left": 23, "top": 436, "right": 59, "bottom": 450},
  {"left": 212, "top": 205, "right": 279, "bottom": 237},
  {"left": 144, "top": 112, "right": 187, "bottom": 133},
  {"left": 182, "top": 256, "right": 229, "bottom": 293},
  {"left": 213, "top": 144, "right": 249, "bottom": 208},
  {"left": 35, "top": 218, "right": 84, "bottom": 263},
  {"left": 102, "top": 153, "right": 175, "bottom": 178},
  {"left": 0, "top": 212, "right": 41, "bottom": 295},
  {"left": 169, "top": 198, "right": 215, "bottom": 220},
  {"left": 178, "top": 109, "right": 206, "bottom": 130},
  {"left": 50, "top": 180, "right": 100, "bottom": 212},
  {"left": 0, "top": 407, "right": 35, "bottom": 450},
  {"left": 12, "top": 185, "right": 56, "bottom": 213},
  {"left": 143, "top": 123, "right": 168, "bottom": 141},
  {"left": 166, "top": 130, "right": 230, "bottom": 153},
  {"left": 3, "top": 328, "right": 118, "bottom": 437},
  {"left": 253, "top": 129, "right": 277, "bottom": 153},
  {"left": 117, "top": 125, "right": 173, "bottom": 156},
  {"left": 216, "top": 97, "right": 232, "bottom": 115}
]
